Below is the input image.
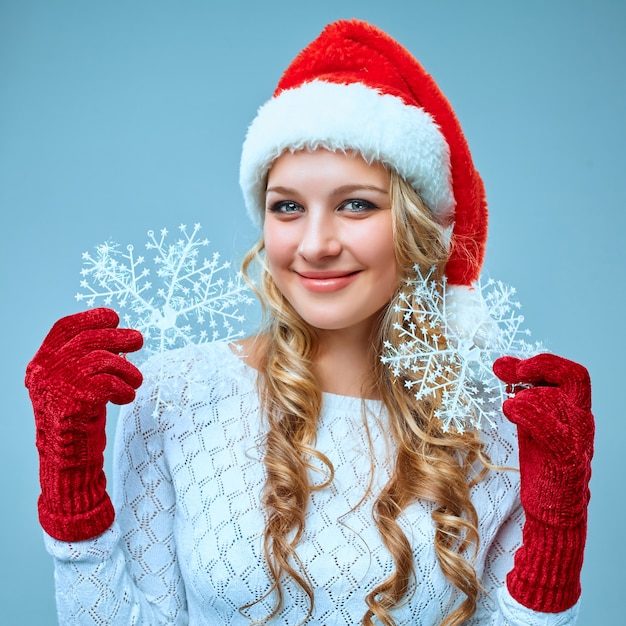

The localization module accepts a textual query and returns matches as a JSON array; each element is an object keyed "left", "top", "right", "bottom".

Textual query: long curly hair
[{"left": 240, "top": 168, "right": 489, "bottom": 625}]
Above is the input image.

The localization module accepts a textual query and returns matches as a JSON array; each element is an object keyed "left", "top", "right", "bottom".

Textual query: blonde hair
[{"left": 241, "top": 169, "right": 488, "bottom": 625}]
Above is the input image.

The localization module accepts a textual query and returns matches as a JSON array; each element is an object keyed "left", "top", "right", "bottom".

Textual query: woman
[{"left": 25, "top": 20, "right": 592, "bottom": 625}]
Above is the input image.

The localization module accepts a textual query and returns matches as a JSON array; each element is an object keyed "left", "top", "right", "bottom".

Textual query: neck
[
  {"left": 313, "top": 324, "right": 380, "bottom": 399},
  {"left": 235, "top": 317, "right": 383, "bottom": 400}
]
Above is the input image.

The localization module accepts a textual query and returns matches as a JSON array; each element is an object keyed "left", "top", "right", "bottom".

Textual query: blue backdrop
[{"left": 1, "top": 1, "right": 624, "bottom": 623}]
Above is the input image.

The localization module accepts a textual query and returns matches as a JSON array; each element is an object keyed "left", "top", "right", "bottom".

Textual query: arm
[
  {"left": 44, "top": 387, "right": 188, "bottom": 624},
  {"left": 25, "top": 308, "right": 143, "bottom": 541},
  {"left": 493, "top": 353, "right": 593, "bottom": 613},
  {"left": 27, "top": 309, "right": 187, "bottom": 624}
]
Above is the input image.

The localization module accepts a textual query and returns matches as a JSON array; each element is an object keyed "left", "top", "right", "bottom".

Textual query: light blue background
[{"left": 1, "top": 1, "right": 624, "bottom": 623}]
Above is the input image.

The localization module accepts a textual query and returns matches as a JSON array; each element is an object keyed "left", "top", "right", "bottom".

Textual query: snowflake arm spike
[
  {"left": 381, "top": 266, "right": 544, "bottom": 432},
  {"left": 75, "top": 223, "right": 253, "bottom": 363}
]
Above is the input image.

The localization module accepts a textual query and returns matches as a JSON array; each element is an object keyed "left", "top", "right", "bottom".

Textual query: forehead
[{"left": 266, "top": 149, "right": 390, "bottom": 188}]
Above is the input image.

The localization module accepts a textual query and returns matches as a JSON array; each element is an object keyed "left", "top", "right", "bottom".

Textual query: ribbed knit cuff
[
  {"left": 38, "top": 461, "right": 114, "bottom": 542},
  {"left": 38, "top": 490, "right": 114, "bottom": 542},
  {"left": 506, "top": 515, "right": 586, "bottom": 613}
]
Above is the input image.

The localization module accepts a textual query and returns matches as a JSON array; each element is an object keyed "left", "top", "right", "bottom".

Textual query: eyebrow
[{"left": 265, "top": 184, "right": 389, "bottom": 196}]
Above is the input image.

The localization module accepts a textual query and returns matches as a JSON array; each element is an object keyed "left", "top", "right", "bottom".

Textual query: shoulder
[
  {"left": 478, "top": 405, "right": 519, "bottom": 469},
  {"left": 460, "top": 365, "right": 519, "bottom": 469},
  {"left": 468, "top": 383, "right": 522, "bottom": 523},
  {"left": 140, "top": 340, "right": 249, "bottom": 379},
  {"left": 116, "top": 341, "right": 261, "bottom": 459},
  {"left": 135, "top": 340, "right": 258, "bottom": 413}
]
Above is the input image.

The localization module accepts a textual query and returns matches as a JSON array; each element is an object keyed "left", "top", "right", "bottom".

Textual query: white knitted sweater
[{"left": 45, "top": 341, "right": 579, "bottom": 625}]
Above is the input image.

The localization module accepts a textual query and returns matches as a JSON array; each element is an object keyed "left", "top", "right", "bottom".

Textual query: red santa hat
[{"left": 239, "top": 19, "right": 488, "bottom": 318}]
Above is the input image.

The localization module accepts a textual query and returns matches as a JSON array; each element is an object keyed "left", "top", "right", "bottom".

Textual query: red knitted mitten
[
  {"left": 25, "top": 308, "right": 143, "bottom": 542},
  {"left": 493, "top": 353, "right": 594, "bottom": 613}
]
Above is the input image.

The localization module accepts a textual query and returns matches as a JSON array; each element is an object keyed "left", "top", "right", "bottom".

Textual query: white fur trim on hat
[{"left": 239, "top": 80, "right": 454, "bottom": 227}]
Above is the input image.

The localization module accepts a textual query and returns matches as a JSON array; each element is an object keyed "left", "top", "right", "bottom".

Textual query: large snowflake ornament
[
  {"left": 381, "top": 266, "right": 543, "bottom": 433},
  {"left": 76, "top": 223, "right": 253, "bottom": 362}
]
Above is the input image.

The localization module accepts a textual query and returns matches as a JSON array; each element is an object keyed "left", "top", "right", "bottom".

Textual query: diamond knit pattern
[{"left": 45, "top": 342, "right": 579, "bottom": 625}]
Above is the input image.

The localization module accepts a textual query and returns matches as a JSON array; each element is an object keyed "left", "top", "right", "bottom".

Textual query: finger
[
  {"left": 39, "top": 308, "right": 120, "bottom": 354},
  {"left": 492, "top": 356, "right": 521, "bottom": 384},
  {"left": 77, "top": 351, "right": 144, "bottom": 389},
  {"left": 516, "top": 353, "right": 591, "bottom": 409},
  {"left": 502, "top": 387, "right": 571, "bottom": 445},
  {"left": 83, "top": 372, "right": 141, "bottom": 405},
  {"left": 61, "top": 328, "right": 144, "bottom": 359}
]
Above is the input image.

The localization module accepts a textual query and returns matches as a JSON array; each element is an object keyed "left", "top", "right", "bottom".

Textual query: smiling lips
[{"left": 296, "top": 270, "right": 361, "bottom": 293}]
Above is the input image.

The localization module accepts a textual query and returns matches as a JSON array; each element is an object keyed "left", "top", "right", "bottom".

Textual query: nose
[{"left": 297, "top": 210, "right": 342, "bottom": 261}]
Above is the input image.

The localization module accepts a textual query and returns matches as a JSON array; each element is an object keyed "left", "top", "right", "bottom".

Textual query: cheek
[
  {"left": 263, "top": 221, "right": 295, "bottom": 271},
  {"left": 354, "top": 221, "right": 397, "bottom": 279},
  {"left": 376, "top": 244, "right": 399, "bottom": 294}
]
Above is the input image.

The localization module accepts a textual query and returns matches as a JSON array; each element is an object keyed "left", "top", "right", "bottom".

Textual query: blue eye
[
  {"left": 267, "top": 201, "right": 303, "bottom": 215},
  {"left": 340, "top": 199, "right": 378, "bottom": 213}
]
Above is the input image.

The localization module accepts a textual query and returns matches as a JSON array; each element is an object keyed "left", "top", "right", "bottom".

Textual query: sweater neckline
[{"left": 222, "top": 341, "right": 384, "bottom": 410}]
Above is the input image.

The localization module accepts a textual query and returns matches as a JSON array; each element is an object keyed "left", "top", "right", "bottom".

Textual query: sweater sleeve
[{"left": 43, "top": 352, "right": 188, "bottom": 625}]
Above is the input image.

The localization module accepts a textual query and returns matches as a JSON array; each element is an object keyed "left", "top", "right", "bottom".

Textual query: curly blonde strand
[
  {"left": 241, "top": 168, "right": 489, "bottom": 626},
  {"left": 241, "top": 246, "right": 333, "bottom": 622}
]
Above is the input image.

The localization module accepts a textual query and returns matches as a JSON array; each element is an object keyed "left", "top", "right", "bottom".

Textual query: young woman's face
[{"left": 264, "top": 149, "right": 397, "bottom": 336}]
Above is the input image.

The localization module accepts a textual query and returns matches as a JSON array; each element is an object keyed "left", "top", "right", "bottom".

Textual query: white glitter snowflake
[
  {"left": 75, "top": 223, "right": 253, "bottom": 362},
  {"left": 381, "top": 265, "right": 543, "bottom": 432}
]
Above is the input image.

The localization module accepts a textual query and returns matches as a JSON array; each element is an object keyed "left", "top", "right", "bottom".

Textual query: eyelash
[
  {"left": 340, "top": 199, "right": 378, "bottom": 213},
  {"left": 267, "top": 199, "right": 379, "bottom": 215},
  {"left": 267, "top": 201, "right": 303, "bottom": 214}
]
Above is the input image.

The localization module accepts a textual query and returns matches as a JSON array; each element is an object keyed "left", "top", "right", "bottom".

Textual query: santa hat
[{"left": 240, "top": 19, "right": 488, "bottom": 332}]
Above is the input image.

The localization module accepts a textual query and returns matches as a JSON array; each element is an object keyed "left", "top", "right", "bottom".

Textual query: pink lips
[{"left": 296, "top": 270, "right": 360, "bottom": 293}]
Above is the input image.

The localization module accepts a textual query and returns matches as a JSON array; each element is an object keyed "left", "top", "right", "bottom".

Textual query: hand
[
  {"left": 493, "top": 353, "right": 594, "bottom": 612},
  {"left": 25, "top": 308, "right": 143, "bottom": 541}
]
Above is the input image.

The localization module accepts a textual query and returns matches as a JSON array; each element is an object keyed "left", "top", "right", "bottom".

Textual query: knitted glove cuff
[
  {"left": 38, "top": 490, "right": 114, "bottom": 542},
  {"left": 37, "top": 437, "right": 113, "bottom": 542},
  {"left": 506, "top": 514, "right": 586, "bottom": 613}
]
